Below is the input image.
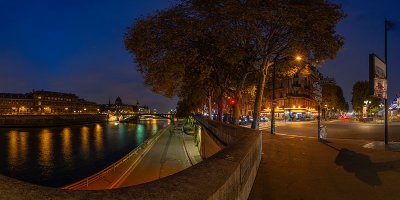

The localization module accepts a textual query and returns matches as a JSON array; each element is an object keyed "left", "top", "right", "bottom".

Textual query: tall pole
[
  {"left": 271, "top": 64, "right": 276, "bottom": 134},
  {"left": 384, "top": 18, "right": 389, "bottom": 145},
  {"left": 318, "top": 104, "right": 321, "bottom": 141}
]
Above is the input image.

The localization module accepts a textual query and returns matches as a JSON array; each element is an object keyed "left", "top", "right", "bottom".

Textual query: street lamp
[
  {"left": 271, "top": 55, "right": 304, "bottom": 134},
  {"left": 271, "top": 62, "right": 277, "bottom": 134},
  {"left": 364, "top": 100, "right": 371, "bottom": 118}
]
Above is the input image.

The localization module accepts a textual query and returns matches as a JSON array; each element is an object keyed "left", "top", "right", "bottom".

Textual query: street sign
[
  {"left": 313, "top": 81, "right": 323, "bottom": 142},
  {"left": 314, "top": 96, "right": 322, "bottom": 103},
  {"left": 313, "top": 82, "right": 322, "bottom": 103}
]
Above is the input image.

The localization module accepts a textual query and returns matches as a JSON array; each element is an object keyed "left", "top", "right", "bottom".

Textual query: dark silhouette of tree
[
  {"left": 352, "top": 81, "right": 381, "bottom": 115},
  {"left": 124, "top": 0, "right": 345, "bottom": 127}
]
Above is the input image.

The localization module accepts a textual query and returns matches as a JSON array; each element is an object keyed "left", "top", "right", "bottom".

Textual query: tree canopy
[
  {"left": 322, "top": 84, "right": 348, "bottom": 112},
  {"left": 125, "top": 0, "right": 345, "bottom": 128},
  {"left": 352, "top": 80, "right": 381, "bottom": 114}
]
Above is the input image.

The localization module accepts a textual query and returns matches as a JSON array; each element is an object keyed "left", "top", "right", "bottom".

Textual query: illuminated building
[
  {"left": 0, "top": 90, "right": 99, "bottom": 115},
  {"left": 99, "top": 97, "right": 148, "bottom": 114},
  {"left": 264, "top": 66, "right": 320, "bottom": 120}
]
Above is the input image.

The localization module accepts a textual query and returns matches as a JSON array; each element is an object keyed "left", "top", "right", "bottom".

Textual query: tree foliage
[
  {"left": 351, "top": 81, "right": 381, "bottom": 114},
  {"left": 322, "top": 84, "right": 348, "bottom": 112},
  {"left": 125, "top": 0, "right": 345, "bottom": 127}
]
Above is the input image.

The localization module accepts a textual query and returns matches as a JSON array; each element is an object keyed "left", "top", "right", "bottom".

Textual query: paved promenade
[
  {"left": 115, "top": 122, "right": 185, "bottom": 187},
  {"left": 112, "top": 120, "right": 201, "bottom": 188},
  {"left": 249, "top": 131, "right": 400, "bottom": 200},
  {"left": 65, "top": 120, "right": 201, "bottom": 190}
]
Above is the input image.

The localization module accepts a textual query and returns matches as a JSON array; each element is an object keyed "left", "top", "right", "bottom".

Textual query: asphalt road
[{"left": 248, "top": 120, "right": 400, "bottom": 142}]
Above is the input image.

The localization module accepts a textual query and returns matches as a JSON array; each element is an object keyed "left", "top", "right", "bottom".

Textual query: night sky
[{"left": 0, "top": 1, "right": 399, "bottom": 112}]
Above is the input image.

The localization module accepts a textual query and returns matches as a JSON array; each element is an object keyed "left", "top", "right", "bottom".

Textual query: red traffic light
[{"left": 229, "top": 99, "right": 236, "bottom": 105}]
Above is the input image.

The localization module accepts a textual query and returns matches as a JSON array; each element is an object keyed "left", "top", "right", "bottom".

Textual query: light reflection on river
[{"left": 0, "top": 119, "right": 169, "bottom": 187}]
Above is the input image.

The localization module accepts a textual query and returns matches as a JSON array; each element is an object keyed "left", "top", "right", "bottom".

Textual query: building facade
[
  {"left": 99, "top": 97, "right": 148, "bottom": 114},
  {"left": 264, "top": 66, "right": 320, "bottom": 120},
  {"left": 0, "top": 90, "right": 99, "bottom": 115}
]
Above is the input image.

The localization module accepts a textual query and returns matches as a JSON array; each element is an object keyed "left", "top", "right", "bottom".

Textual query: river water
[{"left": 0, "top": 119, "right": 169, "bottom": 187}]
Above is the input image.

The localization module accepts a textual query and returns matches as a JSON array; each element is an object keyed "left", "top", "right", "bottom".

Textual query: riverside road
[{"left": 250, "top": 120, "right": 400, "bottom": 141}]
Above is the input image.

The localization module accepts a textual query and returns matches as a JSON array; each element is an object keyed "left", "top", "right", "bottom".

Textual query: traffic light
[{"left": 229, "top": 99, "right": 236, "bottom": 105}]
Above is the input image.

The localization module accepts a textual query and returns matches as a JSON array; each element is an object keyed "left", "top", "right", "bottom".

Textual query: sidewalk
[
  {"left": 249, "top": 132, "right": 400, "bottom": 200},
  {"left": 181, "top": 122, "right": 202, "bottom": 165}
]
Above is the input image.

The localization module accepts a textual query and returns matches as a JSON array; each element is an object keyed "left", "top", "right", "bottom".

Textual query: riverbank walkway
[
  {"left": 66, "top": 120, "right": 201, "bottom": 190},
  {"left": 113, "top": 120, "right": 201, "bottom": 188},
  {"left": 249, "top": 131, "right": 400, "bottom": 200}
]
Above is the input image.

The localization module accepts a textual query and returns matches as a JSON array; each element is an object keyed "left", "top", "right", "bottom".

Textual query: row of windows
[
  {"left": 37, "top": 102, "right": 93, "bottom": 106},
  {"left": 0, "top": 101, "right": 34, "bottom": 105},
  {"left": 37, "top": 96, "right": 74, "bottom": 101}
]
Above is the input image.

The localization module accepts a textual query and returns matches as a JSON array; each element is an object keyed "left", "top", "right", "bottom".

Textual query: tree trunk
[
  {"left": 251, "top": 72, "right": 266, "bottom": 129},
  {"left": 233, "top": 92, "right": 242, "bottom": 125},
  {"left": 234, "top": 71, "right": 251, "bottom": 126},
  {"left": 207, "top": 95, "right": 212, "bottom": 120},
  {"left": 252, "top": 61, "right": 272, "bottom": 129},
  {"left": 217, "top": 93, "right": 224, "bottom": 122}
]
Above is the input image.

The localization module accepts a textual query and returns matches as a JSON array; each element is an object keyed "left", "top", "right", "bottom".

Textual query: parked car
[
  {"left": 260, "top": 117, "right": 268, "bottom": 122},
  {"left": 239, "top": 116, "right": 248, "bottom": 125}
]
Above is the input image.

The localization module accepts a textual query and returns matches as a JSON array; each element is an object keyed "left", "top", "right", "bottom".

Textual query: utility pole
[
  {"left": 271, "top": 64, "right": 276, "bottom": 134},
  {"left": 313, "top": 80, "right": 322, "bottom": 142},
  {"left": 318, "top": 103, "right": 321, "bottom": 141},
  {"left": 384, "top": 18, "right": 389, "bottom": 145}
]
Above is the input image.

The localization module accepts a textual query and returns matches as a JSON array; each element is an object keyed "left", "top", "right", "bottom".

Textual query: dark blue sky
[
  {"left": 322, "top": 0, "right": 400, "bottom": 106},
  {"left": 0, "top": 0, "right": 399, "bottom": 112},
  {"left": 0, "top": 0, "right": 178, "bottom": 112}
]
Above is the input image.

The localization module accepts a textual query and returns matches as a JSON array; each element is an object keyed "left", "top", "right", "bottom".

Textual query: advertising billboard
[{"left": 369, "top": 54, "right": 387, "bottom": 99}]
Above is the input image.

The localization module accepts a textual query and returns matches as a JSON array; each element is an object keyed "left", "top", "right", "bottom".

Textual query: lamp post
[
  {"left": 311, "top": 63, "right": 322, "bottom": 142},
  {"left": 271, "top": 64, "right": 276, "bottom": 134},
  {"left": 364, "top": 100, "right": 371, "bottom": 118},
  {"left": 271, "top": 56, "right": 303, "bottom": 134}
]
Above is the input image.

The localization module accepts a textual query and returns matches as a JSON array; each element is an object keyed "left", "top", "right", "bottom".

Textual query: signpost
[
  {"left": 271, "top": 64, "right": 276, "bottom": 135},
  {"left": 369, "top": 53, "right": 388, "bottom": 144},
  {"left": 313, "top": 81, "right": 322, "bottom": 142}
]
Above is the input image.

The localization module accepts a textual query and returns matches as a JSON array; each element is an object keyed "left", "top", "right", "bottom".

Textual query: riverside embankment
[{"left": 0, "top": 114, "right": 107, "bottom": 127}]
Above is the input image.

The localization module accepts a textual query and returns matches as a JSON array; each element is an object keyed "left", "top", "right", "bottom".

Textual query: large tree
[
  {"left": 322, "top": 84, "right": 348, "bottom": 112},
  {"left": 321, "top": 84, "right": 348, "bottom": 119},
  {"left": 125, "top": 0, "right": 345, "bottom": 129},
  {"left": 352, "top": 80, "right": 381, "bottom": 115}
]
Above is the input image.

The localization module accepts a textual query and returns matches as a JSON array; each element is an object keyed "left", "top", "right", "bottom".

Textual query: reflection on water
[
  {"left": 61, "top": 128, "right": 72, "bottom": 167},
  {"left": 136, "top": 124, "right": 145, "bottom": 144},
  {"left": 0, "top": 120, "right": 168, "bottom": 187},
  {"left": 7, "top": 131, "right": 29, "bottom": 170},
  {"left": 8, "top": 131, "right": 18, "bottom": 167},
  {"left": 81, "top": 126, "right": 90, "bottom": 158},
  {"left": 94, "top": 124, "right": 103, "bottom": 156},
  {"left": 39, "top": 129, "right": 54, "bottom": 175}
]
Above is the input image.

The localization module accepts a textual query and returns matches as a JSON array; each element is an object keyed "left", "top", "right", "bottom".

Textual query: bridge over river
[{"left": 109, "top": 113, "right": 176, "bottom": 122}]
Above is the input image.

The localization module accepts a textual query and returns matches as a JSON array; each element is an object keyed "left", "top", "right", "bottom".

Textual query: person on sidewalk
[{"left": 320, "top": 125, "right": 327, "bottom": 141}]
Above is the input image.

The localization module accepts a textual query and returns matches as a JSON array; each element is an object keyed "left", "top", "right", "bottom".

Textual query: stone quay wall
[{"left": 0, "top": 114, "right": 107, "bottom": 127}]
